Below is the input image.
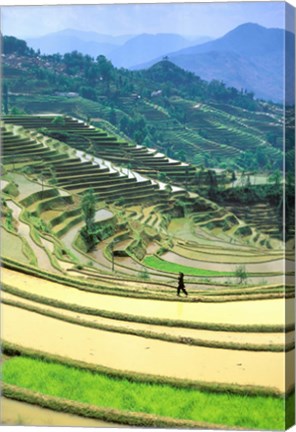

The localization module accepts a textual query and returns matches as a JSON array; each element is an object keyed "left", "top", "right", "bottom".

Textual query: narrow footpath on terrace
[
  {"left": 4, "top": 291, "right": 292, "bottom": 349},
  {"left": 2, "top": 268, "right": 293, "bottom": 328}
]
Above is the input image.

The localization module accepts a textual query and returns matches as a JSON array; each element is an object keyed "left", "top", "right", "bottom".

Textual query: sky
[{"left": 1, "top": 1, "right": 286, "bottom": 40}]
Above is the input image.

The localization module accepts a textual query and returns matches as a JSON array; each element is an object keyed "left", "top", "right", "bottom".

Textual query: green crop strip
[
  {"left": 2, "top": 356, "right": 290, "bottom": 430},
  {"left": 144, "top": 256, "right": 235, "bottom": 277},
  {"left": 143, "top": 256, "right": 283, "bottom": 278},
  {"left": 2, "top": 342, "right": 290, "bottom": 397}
]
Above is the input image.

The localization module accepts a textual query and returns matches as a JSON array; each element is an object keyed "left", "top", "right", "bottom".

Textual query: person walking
[{"left": 177, "top": 272, "right": 188, "bottom": 296}]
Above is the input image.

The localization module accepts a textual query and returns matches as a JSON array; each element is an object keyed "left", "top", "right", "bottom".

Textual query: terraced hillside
[
  {"left": 1, "top": 114, "right": 294, "bottom": 430},
  {"left": 7, "top": 90, "right": 284, "bottom": 171},
  {"left": 4, "top": 114, "right": 198, "bottom": 187}
]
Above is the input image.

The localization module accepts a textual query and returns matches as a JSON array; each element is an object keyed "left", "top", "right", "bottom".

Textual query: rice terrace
[{"left": 0, "top": 2, "right": 295, "bottom": 430}]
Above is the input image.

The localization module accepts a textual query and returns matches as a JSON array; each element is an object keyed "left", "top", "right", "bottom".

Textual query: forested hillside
[{"left": 2, "top": 34, "right": 290, "bottom": 173}]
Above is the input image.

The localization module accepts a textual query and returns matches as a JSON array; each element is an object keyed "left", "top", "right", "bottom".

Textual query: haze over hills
[
  {"left": 26, "top": 29, "right": 133, "bottom": 57},
  {"left": 25, "top": 29, "right": 211, "bottom": 67},
  {"left": 134, "top": 23, "right": 294, "bottom": 102},
  {"left": 108, "top": 34, "right": 211, "bottom": 68},
  {"left": 9, "top": 23, "right": 295, "bottom": 102}
]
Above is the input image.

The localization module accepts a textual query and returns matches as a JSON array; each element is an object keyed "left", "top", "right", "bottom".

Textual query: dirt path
[
  {"left": 2, "top": 304, "right": 293, "bottom": 393},
  {"left": 3, "top": 268, "right": 292, "bottom": 328},
  {"left": 4, "top": 292, "right": 292, "bottom": 349}
]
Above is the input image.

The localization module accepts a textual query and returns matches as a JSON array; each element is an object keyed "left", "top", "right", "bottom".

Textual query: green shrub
[
  {"left": 4, "top": 209, "right": 14, "bottom": 232},
  {"left": 51, "top": 116, "right": 65, "bottom": 126},
  {"left": 138, "top": 268, "right": 150, "bottom": 280},
  {"left": 235, "top": 225, "right": 252, "bottom": 237},
  {"left": 80, "top": 189, "right": 97, "bottom": 251},
  {"left": 30, "top": 216, "right": 51, "bottom": 234},
  {"left": 3, "top": 182, "right": 19, "bottom": 197},
  {"left": 157, "top": 246, "right": 168, "bottom": 256},
  {"left": 95, "top": 223, "right": 115, "bottom": 240},
  {"left": 235, "top": 265, "right": 248, "bottom": 285}
]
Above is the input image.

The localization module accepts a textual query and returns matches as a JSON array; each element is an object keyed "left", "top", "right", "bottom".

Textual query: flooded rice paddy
[
  {"left": 3, "top": 268, "right": 293, "bottom": 328},
  {"left": 2, "top": 303, "right": 293, "bottom": 392},
  {"left": 4, "top": 291, "right": 293, "bottom": 349}
]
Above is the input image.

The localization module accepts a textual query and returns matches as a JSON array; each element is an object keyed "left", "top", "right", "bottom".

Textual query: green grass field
[{"left": 3, "top": 356, "right": 290, "bottom": 430}]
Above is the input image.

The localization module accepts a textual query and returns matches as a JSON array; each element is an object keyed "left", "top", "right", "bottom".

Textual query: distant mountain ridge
[
  {"left": 26, "top": 29, "right": 133, "bottom": 57},
  {"left": 169, "top": 23, "right": 285, "bottom": 57},
  {"left": 19, "top": 23, "right": 295, "bottom": 102},
  {"left": 134, "top": 23, "right": 294, "bottom": 102},
  {"left": 25, "top": 29, "right": 211, "bottom": 66}
]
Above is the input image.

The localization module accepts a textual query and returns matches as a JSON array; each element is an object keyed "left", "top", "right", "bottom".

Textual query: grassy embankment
[{"left": 3, "top": 355, "right": 294, "bottom": 430}]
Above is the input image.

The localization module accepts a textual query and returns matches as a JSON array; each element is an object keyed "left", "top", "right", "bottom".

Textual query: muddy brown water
[
  {"left": 3, "top": 268, "right": 293, "bottom": 328},
  {"left": 4, "top": 291, "right": 292, "bottom": 349},
  {"left": 2, "top": 303, "right": 294, "bottom": 393},
  {"left": 1, "top": 397, "right": 122, "bottom": 427},
  {"left": 6, "top": 200, "right": 54, "bottom": 271}
]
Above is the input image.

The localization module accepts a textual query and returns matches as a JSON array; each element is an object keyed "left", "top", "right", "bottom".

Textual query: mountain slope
[
  {"left": 134, "top": 24, "right": 293, "bottom": 102},
  {"left": 170, "top": 23, "right": 284, "bottom": 57}
]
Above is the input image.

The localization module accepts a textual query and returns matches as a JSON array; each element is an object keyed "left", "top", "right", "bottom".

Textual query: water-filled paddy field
[{"left": 1, "top": 113, "right": 294, "bottom": 429}]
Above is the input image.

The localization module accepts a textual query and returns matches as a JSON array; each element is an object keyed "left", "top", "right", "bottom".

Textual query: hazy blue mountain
[
  {"left": 108, "top": 33, "right": 205, "bottom": 68},
  {"left": 25, "top": 29, "right": 210, "bottom": 68},
  {"left": 171, "top": 23, "right": 285, "bottom": 57},
  {"left": 26, "top": 29, "right": 133, "bottom": 57},
  {"left": 134, "top": 23, "right": 293, "bottom": 102},
  {"left": 187, "top": 35, "right": 212, "bottom": 45},
  {"left": 43, "top": 29, "right": 133, "bottom": 45}
]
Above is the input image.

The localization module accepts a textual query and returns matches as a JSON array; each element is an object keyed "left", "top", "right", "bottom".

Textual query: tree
[
  {"left": 3, "top": 83, "right": 9, "bottom": 114},
  {"left": 3, "top": 35, "right": 32, "bottom": 56},
  {"left": 51, "top": 116, "right": 65, "bottom": 126},
  {"left": 81, "top": 189, "right": 96, "bottom": 229},
  {"left": 235, "top": 265, "right": 248, "bottom": 285},
  {"left": 80, "top": 189, "right": 98, "bottom": 251},
  {"left": 64, "top": 51, "right": 85, "bottom": 75},
  {"left": 97, "top": 55, "right": 114, "bottom": 91},
  {"left": 109, "top": 109, "right": 117, "bottom": 125},
  {"left": 85, "top": 64, "right": 99, "bottom": 84},
  {"left": 256, "top": 146, "right": 268, "bottom": 168},
  {"left": 268, "top": 169, "right": 281, "bottom": 188},
  {"left": 231, "top": 170, "right": 236, "bottom": 185},
  {"left": 80, "top": 86, "right": 97, "bottom": 101}
]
